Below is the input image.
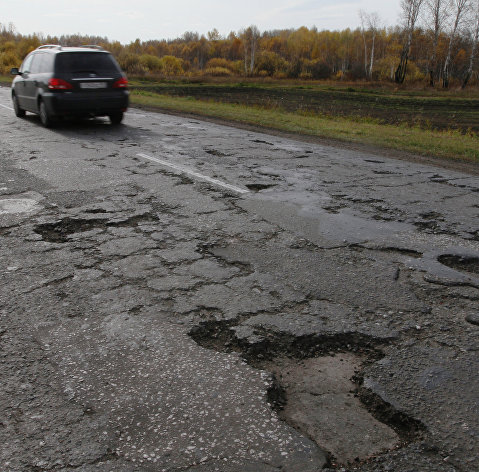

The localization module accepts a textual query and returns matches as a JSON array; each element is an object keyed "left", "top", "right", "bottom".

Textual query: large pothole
[
  {"left": 266, "top": 354, "right": 399, "bottom": 465},
  {"left": 189, "top": 320, "right": 425, "bottom": 467}
]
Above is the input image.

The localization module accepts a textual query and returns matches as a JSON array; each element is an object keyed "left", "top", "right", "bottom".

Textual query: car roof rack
[
  {"left": 37, "top": 44, "right": 62, "bottom": 50},
  {"left": 78, "top": 45, "right": 104, "bottom": 50}
]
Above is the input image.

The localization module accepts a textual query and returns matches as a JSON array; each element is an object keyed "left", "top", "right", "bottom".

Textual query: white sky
[{"left": 2, "top": 1, "right": 400, "bottom": 44}]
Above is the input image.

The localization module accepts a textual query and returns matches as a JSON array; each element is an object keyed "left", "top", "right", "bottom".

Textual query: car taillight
[
  {"left": 113, "top": 77, "right": 128, "bottom": 88},
  {"left": 48, "top": 78, "right": 73, "bottom": 90}
]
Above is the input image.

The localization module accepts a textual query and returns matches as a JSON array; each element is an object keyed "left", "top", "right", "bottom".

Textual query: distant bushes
[
  {"left": 203, "top": 67, "right": 233, "bottom": 77},
  {"left": 202, "top": 58, "right": 240, "bottom": 76},
  {"left": 118, "top": 53, "right": 185, "bottom": 76}
]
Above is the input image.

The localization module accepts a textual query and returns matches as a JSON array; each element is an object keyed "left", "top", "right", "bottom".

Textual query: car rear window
[{"left": 55, "top": 52, "right": 120, "bottom": 74}]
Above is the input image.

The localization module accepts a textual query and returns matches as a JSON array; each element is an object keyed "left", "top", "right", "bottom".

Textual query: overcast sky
[{"left": 2, "top": 0, "right": 400, "bottom": 44}]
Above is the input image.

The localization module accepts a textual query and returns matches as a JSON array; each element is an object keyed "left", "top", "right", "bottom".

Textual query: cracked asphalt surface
[{"left": 0, "top": 84, "right": 478, "bottom": 471}]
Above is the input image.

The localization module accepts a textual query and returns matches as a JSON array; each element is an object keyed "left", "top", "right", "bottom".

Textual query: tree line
[{"left": 1, "top": 0, "right": 478, "bottom": 88}]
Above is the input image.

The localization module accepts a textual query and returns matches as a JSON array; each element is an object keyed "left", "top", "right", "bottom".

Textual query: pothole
[
  {"left": 251, "top": 139, "right": 274, "bottom": 145},
  {"left": 205, "top": 149, "right": 229, "bottom": 157},
  {"left": 34, "top": 217, "right": 108, "bottom": 242},
  {"left": 33, "top": 213, "right": 159, "bottom": 243},
  {"left": 351, "top": 244, "right": 423, "bottom": 258},
  {"left": 245, "top": 183, "right": 276, "bottom": 192},
  {"left": 414, "top": 220, "right": 441, "bottom": 231},
  {"left": 0, "top": 198, "right": 40, "bottom": 215},
  {"left": 437, "top": 254, "right": 479, "bottom": 275},
  {"left": 189, "top": 320, "right": 424, "bottom": 467}
]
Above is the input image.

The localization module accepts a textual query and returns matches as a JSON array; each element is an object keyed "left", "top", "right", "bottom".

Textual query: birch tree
[
  {"left": 359, "top": 10, "right": 370, "bottom": 77},
  {"left": 462, "top": 0, "right": 479, "bottom": 87},
  {"left": 241, "top": 25, "right": 260, "bottom": 75},
  {"left": 395, "top": 0, "right": 425, "bottom": 83},
  {"left": 248, "top": 25, "right": 260, "bottom": 75},
  {"left": 443, "top": 0, "right": 470, "bottom": 87},
  {"left": 367, "top": 13, "right": 380, "bottom": 79},
  {"left": 424, "top": 0, "right": 449, "bottom": 85},
  {"left": 359, "top": 10, "right": 381, "bottom": 80}
]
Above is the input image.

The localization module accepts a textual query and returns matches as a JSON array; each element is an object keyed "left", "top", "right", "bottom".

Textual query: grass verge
[
  {"left": 0, "top": 75, "right": 12, "bottom": 86},
  {"left": 131, "top": 91, "right": 479, "bottom": 163}
]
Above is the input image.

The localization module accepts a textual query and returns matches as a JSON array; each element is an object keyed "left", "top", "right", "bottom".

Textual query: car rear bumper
[{"left": 42, "top": 90, "right": 129, "bottom": 116}]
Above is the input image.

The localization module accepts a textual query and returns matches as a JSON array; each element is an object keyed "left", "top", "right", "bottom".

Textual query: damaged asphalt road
[{"left": 0, "top": 85, "right": 478, "bottom": 472}]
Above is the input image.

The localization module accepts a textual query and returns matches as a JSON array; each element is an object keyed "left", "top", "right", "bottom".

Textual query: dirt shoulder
[{"left": 134, "top": 104, "right": 479, "bottom": 176}]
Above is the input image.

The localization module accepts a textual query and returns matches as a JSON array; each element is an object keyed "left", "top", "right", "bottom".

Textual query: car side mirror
[{"left": 10, "top": 68, "right": 21, "bottom": 76}]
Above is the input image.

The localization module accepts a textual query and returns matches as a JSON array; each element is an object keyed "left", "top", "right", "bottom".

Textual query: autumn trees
[
  {"left": 394, "top": 0, "right": 478, "bottom": 87},
  {"left": 1, "top": 1, "right": 478, "bottom": 88}
]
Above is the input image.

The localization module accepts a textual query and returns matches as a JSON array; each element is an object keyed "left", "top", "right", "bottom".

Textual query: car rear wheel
[
  {"left": 12, "top": 94, "right": 25, "bottom": 118},
  {"left": 39, "top": 100, "right": 54, "bottom": 128},
  {"left": 109, "top": 112, "right": 124, "bottom": 125}
]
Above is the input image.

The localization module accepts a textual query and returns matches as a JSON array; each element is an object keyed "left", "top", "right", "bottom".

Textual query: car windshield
[{"left": 55, "top": 53, "right": 120, "bottom": 74}]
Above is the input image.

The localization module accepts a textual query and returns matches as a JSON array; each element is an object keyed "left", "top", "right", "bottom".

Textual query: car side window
[
  {"left": 30, "top": 54, "right": 43, "bottom": 74},
  {"left": 20, "top": 54, "right": 34, "bottom": 74},
  {"left": 41, "top": 54, "right": 54, "bottom": 73}
]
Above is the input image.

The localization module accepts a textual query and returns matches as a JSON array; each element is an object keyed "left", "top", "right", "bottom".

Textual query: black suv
[{"left": 11, "top": 45, "right": 129, "bottom": 127}]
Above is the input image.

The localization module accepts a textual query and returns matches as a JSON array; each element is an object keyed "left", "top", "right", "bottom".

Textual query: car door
[
  {"left": 22, "top": 53, "right": 43, "bottom": 112},
  {"left": 14, "top": 53, "right": 34, "bottom": 110}
]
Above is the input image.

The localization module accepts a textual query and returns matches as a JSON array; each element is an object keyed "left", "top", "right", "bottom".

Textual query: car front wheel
[
  {"left": 12, "top": 94, "right": 25, "bottom": 118},
  {"left": 39, "top": 101, "right": 54, "bottom": 128}
]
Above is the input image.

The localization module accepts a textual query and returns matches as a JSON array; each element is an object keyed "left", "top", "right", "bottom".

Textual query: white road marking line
[
  {"left": 137, "top": 152, "right": 249, "bottom": 195},
  {"left": 0, "top": 104, "right": 14, "bottom": 111}
]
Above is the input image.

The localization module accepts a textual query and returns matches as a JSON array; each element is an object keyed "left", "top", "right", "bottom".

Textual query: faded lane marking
[
  {"left": 137, "top": 152, "right": 250, "bottom": 195},
  {"left": 0, "top": 104, "right": 14, "bottom": 111}
]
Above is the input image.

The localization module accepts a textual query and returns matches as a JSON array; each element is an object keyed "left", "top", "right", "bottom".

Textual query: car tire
[
  {"left": 39, "top": 100, "right": 54, "bottom": 128},
  {"left": 12, "top": 94, "right": 26, "bottom": 118},
  {"left": 109, "top": 112, "right": 124, "bottom": 125}
]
